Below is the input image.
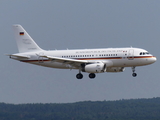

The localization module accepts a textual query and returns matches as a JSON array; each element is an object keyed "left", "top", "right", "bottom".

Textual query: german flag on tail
[{"left": 19, "top": 32, "right": 24, "bottom": 35}]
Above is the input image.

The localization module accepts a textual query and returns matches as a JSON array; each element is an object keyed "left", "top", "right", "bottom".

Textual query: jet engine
[
  {"left": 82, "top": 63, "right": 106, "bottom": 73},
  {"left": 106, "top": 67, "right": 125, "bottom": 72}
]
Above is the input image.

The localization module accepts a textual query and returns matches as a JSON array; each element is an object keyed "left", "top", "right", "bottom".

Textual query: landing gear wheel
[
  {"left": 131, "top": 67, "right": 137, "bottom": 77},
  {"left": 89, "top": 73, "right": 96, "bottom": 79},
  {"left": 76, "top": 73, "right": 83, "bottom": 79},
  {"left": 132, "top": 73, "right": 137, "bottom": 77}
]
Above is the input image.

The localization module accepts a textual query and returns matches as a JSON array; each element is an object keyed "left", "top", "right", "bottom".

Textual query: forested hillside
[{"left": 1, "top": 97, "right": 160, "bottom": 120}]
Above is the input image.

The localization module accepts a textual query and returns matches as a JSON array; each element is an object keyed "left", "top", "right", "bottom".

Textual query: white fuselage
[{"left": 12, "top": 47, "right": 156, "bottom": 70}]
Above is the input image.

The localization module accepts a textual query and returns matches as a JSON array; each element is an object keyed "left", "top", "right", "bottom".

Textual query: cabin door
[{"left": 128, "top": 49, "right": 134, "bottom": 60}]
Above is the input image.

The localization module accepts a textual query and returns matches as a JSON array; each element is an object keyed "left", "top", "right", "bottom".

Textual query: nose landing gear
[
  {"left": 132, "top": 67, "right": 137, "bottom": 77},
  {"left": 132, "top": 73, "right": 137, "bottom": 77}
]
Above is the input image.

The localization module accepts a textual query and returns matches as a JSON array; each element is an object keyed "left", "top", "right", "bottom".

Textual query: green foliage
[{"left": 0, "top": 98, "right": 160, "bottom": 120}]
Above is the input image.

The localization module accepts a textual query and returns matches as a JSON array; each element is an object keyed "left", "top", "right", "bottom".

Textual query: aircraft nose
[{"left": 150, "top": 56, "right": 157, "bottom": 63}]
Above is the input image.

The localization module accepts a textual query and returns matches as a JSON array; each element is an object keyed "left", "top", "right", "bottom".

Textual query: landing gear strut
[{"left": 132, "top": 67, "right": 137, "bottom": 77}]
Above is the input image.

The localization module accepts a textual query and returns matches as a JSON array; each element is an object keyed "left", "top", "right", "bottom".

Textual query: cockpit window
[{"left": 139, "top": 52, "right": 150, "bottom": 55}]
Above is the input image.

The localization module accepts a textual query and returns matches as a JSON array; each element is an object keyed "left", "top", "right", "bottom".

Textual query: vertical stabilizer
[{"left": 13, "top": 24, "right": 43, "bottom": 53}]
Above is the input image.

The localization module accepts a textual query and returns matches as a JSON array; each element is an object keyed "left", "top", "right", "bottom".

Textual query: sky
[{"left": 0, "top": 0, "right": 160, "bottom": 104}]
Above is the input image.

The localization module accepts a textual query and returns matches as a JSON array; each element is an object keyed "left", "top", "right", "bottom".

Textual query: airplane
[{"left": 8, "top": 24, "right": 157, "bottom": 79}]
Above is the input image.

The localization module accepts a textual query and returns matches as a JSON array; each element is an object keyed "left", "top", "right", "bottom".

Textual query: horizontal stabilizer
[{"left": 7, "top": 54, "right": 30, "bottom": 59}]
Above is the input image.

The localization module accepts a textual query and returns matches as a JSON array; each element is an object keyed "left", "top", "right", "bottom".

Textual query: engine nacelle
[
  {"left": 106, "top": 67, "right": 125, "bottom": 72},
  {"left": 82, "top": 63, "right": 106, "bottom": 73}
]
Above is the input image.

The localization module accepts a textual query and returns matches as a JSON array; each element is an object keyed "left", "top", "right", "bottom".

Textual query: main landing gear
[
  {"left": 76, "top": 73, "right": 96, "bottom": 79},
  {"left": 132, "top": 67, "right": 137, "bottom": 77},
  {"left": 76, "top": 73, "right": 83, "bottom": 79},
  {"left": 89, "top": 73, "right": 96, "bottom": 79}
]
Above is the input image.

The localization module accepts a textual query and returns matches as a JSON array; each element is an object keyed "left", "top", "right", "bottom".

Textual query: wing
[{"left": 39, "top": 55, "right": 89, "bottom": 68}]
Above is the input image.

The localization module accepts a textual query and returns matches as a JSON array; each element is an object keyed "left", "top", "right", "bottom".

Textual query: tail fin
[{"left": 13, "top": 24, "right": 43, "bottom": 53}]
